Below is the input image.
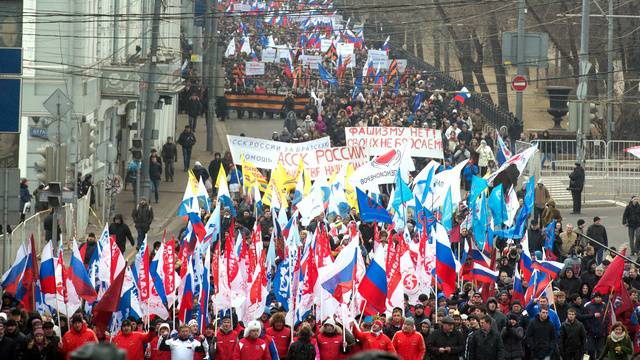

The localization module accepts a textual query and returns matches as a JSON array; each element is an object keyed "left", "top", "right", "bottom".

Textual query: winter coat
[
  {"left": 160, "top": 142, "right": 177, "bottom": 162},
  {"left": 112, "top": 330, "right": 155, "bottom": 360},
  {"left": 317, "top": 330, "right": 346, "bottom": 360},
  {"left": 584, "top": 301, "right": 608, "bottom": 338},
  {"left": 23, "top": 339, "right": 59, "bottom": 360},
  {"left": 587, "top": 223, "right": 608, "bottom": 247},
  {"left": 149, "top": 336, "right": 171, "bottom": 360},
  {"left": 383, "top": 323, "right": 402, "bottom": 340},
  {"left": 61, "top": 323, "right": 98, "bottom": 360},
  {"left": 208, "top": 159, "right": 222, "bottom": 181},
  {"left": 159, "top": 336, "right": 205, "bottom": 360},
  {"left": 232, "top": 337, "right": 271, "bottom": 360},
  {"left": 177, "top": 131, "right": 196, "bottom": 149},
  {"left": 108, "top": 222, "right": 134, "bottom": 253},
  {"left": 352, "top": 327, "right": 395, "bottom": 353},
  {"left": 556, "top": 274, "right": 581, "bottom": 297},
  {"left": 132, "top": 203, "right": 154, "bottom": 230},
  {"left": 569, "top": 165, "right": 585, "bottom": 191},
  {"left": 597, "top": 334, "right": 633, "bottom": 360},
  {"left": 265, "top": 326, "right": 290, "bottom": 359},
  {"left": 287, "top": 336, "right": 316, "bottom": 360},
  {"left": 476, "top": 145, "right": 494, "bottom": 167},
  {"left": 559, "top": 319, "right": 586, "bottom": 356},
  {"left": 623, "top": 202, "right": 640, "bottom": 228},
  {"left": 0, "top": 334, "right": 16, "bottom": 358},
  {"left": 468, "top": 327, "right": 505, "bottom": 360},
  {"left": 534, "top": 185, "right": 551, "bottom": 209},
  {"left": 214, "top": 328, "right": 240, "bottom": 360},
  {"left": 501, "top": 325, "right": 524, "bottom": 359},
  {"left": 426, "top": 328, "right": 465, "bottom": 360},
  {"left": 392, "top": 330, "right": 425, "bottom": 360},
  {"left": 525, "top": 315, "right": 556, "bottom": 358},
  {"left": 149, "top": 161, "right": 162, "bottom": 181}
]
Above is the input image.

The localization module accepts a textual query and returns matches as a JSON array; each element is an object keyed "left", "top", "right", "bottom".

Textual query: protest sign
[
  {"left": 277, "top": 146, "right": 367, "bottom": 178},
  {"left": 261, "top": 48, "right": 277, "bottom": 63},
  {"left": 301, "top": 55, "right": 323, "bottom": 70},
  {"left": 245, "top": 61, "right": 265, "bottom": 76},
  {"left": 367, "top": 49, "right": 388, "bottom": 69},
  {"left": 345, "top": 127, "right": 444, "bottom": 158},
  {"left": 337, "top": 42, "right": 354, "bottom": 58},
  {"left": 233, "top": 3, "right": 250, "bottom": 12},
  {"left": 396, "top": 59, "right": 407, "bottom": 73},
  {"left": 227, "top": 135, "right": 331, "bottom": 170},
  {"left": 348, "top": 148, "right": 409, "bottom": 192},
  {"left": 320, "top": 39, "right": 333, "bottom": 52}
]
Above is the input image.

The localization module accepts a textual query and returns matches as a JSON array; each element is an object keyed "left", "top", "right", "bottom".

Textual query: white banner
[
  {"left": 345, "top": 127, "right": 444, "bottom": 159},
  {"left": 261, "top": 48, "right": 277, "bottom": 63},
  {"left": 245, "top": 61, "right": 265, "bottom": 76},
  {"left": 395, "top": 59, "right": 408, "bottom": 73},
  {"left": 337, "top": 42, "right": 354, "bottom": 57},
  {"left": 278, "top": 146, "right": 367, "bottom": 178},
  {"left": 348, "top": 148, "right": 406, "bottom": 191},
  {"left": 367, "top": 49, "right": 389, "bottom": 69},
  {"left": 233, "top": 3, "right": 251, "bottom": 12},
  {"left": 227, "top": 135, "right": 331, "bottom": 170},
  {"left": 320, "top": 39, "right": 333, "bottom": 52},
  {"left": 301, "top": 55, "right": 323, "bottom": 70}
]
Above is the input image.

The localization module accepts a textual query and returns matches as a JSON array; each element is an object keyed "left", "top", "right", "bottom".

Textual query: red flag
[
  {"left": 593, "top": 249, "right": 626, "bottom": 295},
  {"left": 163, "top": 236, "right": 176, "bottom": 297},
  {"left": 92, "top": 268, "right": 126, "bottom": 335}
]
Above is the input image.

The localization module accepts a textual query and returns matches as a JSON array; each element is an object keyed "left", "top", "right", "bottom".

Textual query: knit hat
[
  {"left": 323, "top": 317, "right": 336, "bottom": 327},
  {"left": 244, "top": 320, "right": 262, "bottom": 337},
  {"left": 373, "top": 320, "right": 384, "bottom": 328},
  {"left": 187, "top": 319, "right": 198, "bottom": 327},
  {"left": 158, "top": 323, "right": 171, "bottom": 332},
  {"left": 33, "top": 328, "right": 44, "bottom": 337}
]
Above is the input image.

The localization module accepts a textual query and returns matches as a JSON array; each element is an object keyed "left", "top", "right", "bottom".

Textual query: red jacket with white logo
[
  {"left": 215, "top": 328, "right": 240, "bottom": 360},
  {"left": 61, "top": 323, "right": 98, "bottom": 360},
  {"left": 266, "top": 326, "right": 290, "bottom": 358},
  {"left": 391, "top": 330, "right": 425, "bottom": 360},
  {"left": 232, "top": 337, "right": 271, "bottom": 360},
  {"left": 112, "top": 330, "right": 156, "bottom": 360},
  {"left": 352, "top": 326, "right": 395, "bottom": 353}
]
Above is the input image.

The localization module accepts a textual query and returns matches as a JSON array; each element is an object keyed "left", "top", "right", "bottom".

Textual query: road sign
[
  {"left": 511, "top": 75, "right": 528, "bottom": 92},
  {"left": 43, "top": 89, "right": 73, "bottom": 118},
  {"left": 0, "top": 78, "right": 21, "bottom": 133},
  {"left": 0, "top": 48, "right": 22, "bottom": 75}
]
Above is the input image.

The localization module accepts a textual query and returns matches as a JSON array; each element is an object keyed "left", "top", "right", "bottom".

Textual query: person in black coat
[
  {"left": 108, "top": 214, "right": 135, "bottom": 255},
  {"left": 149, "top": 156, "right": 162, "bottom": 204},
  {"left": 623, "top": 196, "right": 640, "bottom": 255},
  {"left": 568, "top": 162, "right": 585, "bottom": 214},
  {"left": 208, "top": 153, "right": 222, "bottom": 183},
  {"left": 426, "top": 316, "right": 465, "bottom": 360},
  {"left": 0, "top": 321, "right": 16, "bottom": 358},
  {"left": 559, "top": 307, "right": 586, "bottom": 360},
  {"left": 501, "top": 314, "right": 524, "bottom": 360},
  {"left": 78, "top": 232, "right": 98, "bottom": 267},
  {"left": 527, "top": 220, "right": 543, "bottom": 253},
  {"left": 287, "top": 323, "right": 316, "bottom": 360},
  {"left": 467, "top": 315, "right": 504, "bottom": 360},
  {"left": 43, "top": 212, "right": 61, "bottom": 243},
  {"left": 587, "top": 216, "right": 609, "bottom": 263},
  {"left": 160, "top": 137, "right": 177, "bottom": 182},
  {"left": 525, "top": 307, "right": 556, "bottom": 360}
]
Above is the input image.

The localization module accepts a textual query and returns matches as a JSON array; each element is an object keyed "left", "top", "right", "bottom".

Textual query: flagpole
[
  {"left": 433, "top": 273, "right": 438, "bottom": 325},
  {"left": 602, "top": 288, "right": 616, "bottom": 321}
]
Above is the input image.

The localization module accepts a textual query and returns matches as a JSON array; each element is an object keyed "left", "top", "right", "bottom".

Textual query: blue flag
[
  {"left": 356, "top": 188, "right": 393, "bottom": 224},
  {"left": 413, "top": 91, "right": 426, "bottom": 112},
  {"left": 544, "top": 219, "right": 557, "bottom": 251},
  {"left": 273, "top": 257, "right": 292, "bottom": 311},
  {"left": 488, "top": 184, "right": 507, "bottom": 226},
  {"left": 468, "top": 176, "right": 488, "bottom": 212},
  {"left": 414, "top": 196, "right": 436, "bottom": 232},
  {"left": 392, "top": 172, "right": 413, "bottom": 214},
  {"left": 473, "top": 193, "right": 488, "bottom": 250},
  {"left": 442, "top": 186, "right": 453, "bottom": 231},
  {"left": 524, "top": 175, "right": 536, "bottom": 214},
  {"left": 352, "top": 74, "right": 363, "bottom": 100},
  {"left": 318, "top": 64, "right": 338, "bottom": 86}
]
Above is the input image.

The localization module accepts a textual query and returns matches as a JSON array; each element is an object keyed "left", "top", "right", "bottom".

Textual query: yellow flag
[
  {"left": 215, "top": 164, "right": 227, "bottom": 189},
  {"left": 345, "top": 164, "right": 358, "bottom": 210}
]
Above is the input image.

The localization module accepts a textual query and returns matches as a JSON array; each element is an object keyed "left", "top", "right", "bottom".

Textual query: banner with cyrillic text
[
  {"left": 278, "top": 146, "right": 367, "bottom": 178},
  {"left": 227, "top": 135, "right": 331, "bottom": 170},
  {"left": 345, "top": 127, "right": 444, "bottom": 158}
]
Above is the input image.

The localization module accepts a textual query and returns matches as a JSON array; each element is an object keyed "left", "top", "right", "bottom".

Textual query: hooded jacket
[
  {"left": 232, "top": 336, "right": 271, "bottom": 360},
  {"left": 61, "top": 323, "right": 98, "bottom": 360},
  {"left": 391, "top": 329, "right": 425, "bottom": 360},
  {"left": 214, "top": 327, "right": 240, "bottom": 360}
]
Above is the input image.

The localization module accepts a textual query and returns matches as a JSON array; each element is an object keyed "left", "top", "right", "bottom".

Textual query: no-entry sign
[{"left": 511, "top": 75, "right": 528, "bottom": 92}]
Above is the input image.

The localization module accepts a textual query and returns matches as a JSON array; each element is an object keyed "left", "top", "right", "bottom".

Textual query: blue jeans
[
  {"left": 182, "top": 146, "right": 192, "bottom": 171},
  {"left": 135, "top": 226, "right": 147, "bottom": 249},
  {"left": 188, "top": 115, "right": 197, "bottom": 131},
  {"left": 541, "top": 152, "right": 555, "bottom": 170},
  {"left": 151, "top": 178, "right": 160, "bottom": 202}
]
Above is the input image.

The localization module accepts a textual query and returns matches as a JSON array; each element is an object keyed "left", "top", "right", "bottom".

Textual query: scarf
[{"left": 610, "top": 331, "right": 626, "bottom": 343}]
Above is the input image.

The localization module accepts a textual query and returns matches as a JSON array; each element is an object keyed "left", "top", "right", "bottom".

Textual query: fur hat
[{"left": 244, "top": 320, "right": 262, "bottom": 337}]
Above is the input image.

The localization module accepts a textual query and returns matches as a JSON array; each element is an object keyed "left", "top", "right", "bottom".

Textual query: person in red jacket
[
  {"left": 149, "top": 322, "right": 171, "bottom": 360},
  {"left": 112, "top": 319, "right": 156, "bottom": 360},
  {"left": 317, "top": 317, "right": 351, "bottom": 360},
  {"left": 60, "top": 314, "right": 98, "bottom": 360},
  {"left": 233, "top": 320, "right": 271, "bottom": 360},
  {"left": 265, "top": 312, "right": 290, "bottom": 359},
  {"left": 352, "top": 319, "right": 396, "bottom": 353},
  {"left": 215, "top": 316, "right": 240, "bottom": 360},
  {"left": 391, "top": 317, "right": 425, "bottom": 360}
]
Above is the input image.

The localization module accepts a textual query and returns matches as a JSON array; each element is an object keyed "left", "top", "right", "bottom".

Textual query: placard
[
  {"left": 233, "top": 3, "right": 250, "bottom": 12},
  {"left": 245, "top": 61, "right": 265, "bottom": 76},
  {"left": 320, "top": 39, "right": 334, "bottom": 52},
  {"left": 337, "top": 42, "right": 354, "bottom": 58},
  {"left": 301, "top": 55, "right": 323, "bottom": 70},
  {"left": 227, "top": 135, "right": 331, "bottom": 169},
  {"left": 367, "top": 49, "right": 389, "bottom": 69},
  {"left": 277, "top": 146, "right": 367, "bottom": 178},
  {"left": 345, "top": 127, "right": 444, "bottom": 158},
  {"left": 262, "top": 48, "right": 276, "bottom": 63}
]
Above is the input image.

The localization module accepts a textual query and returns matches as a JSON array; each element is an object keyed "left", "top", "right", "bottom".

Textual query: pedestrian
[
  {"left": 160, "top": 136, "right": 177, "bottom": 182},
  {"left": 19, "top": 178, "right": 31, "bottom": 222},
  {"left": 266, "top": 312, "right": 290, "bottom": 360},
  {"left": 0, "top": 320, "right": 16, "bottom": 357},
  {"left": 559, "top": 224, "right": 578, "bottom": 260},
  {"left": 187, "top": 93, "right": 202, "bottom": 131},
  {"left": 426, "top": 316, "right": 464, "bottom": 360},
  {"left": 233, "top": 321, "right": 270, "bottom": 360},
  {"left": 384, "top": 307, "right": 404, "bottom": 339},
  {"left": 24, "top": 327, "right": 57, "bottom": 360},
  {"left": 61, "top": 314, "right": 98, "bottom": 360},
  {"left": 501, "top": 314, "right": 523, "bottom": 360},
  {"left": 131, "top": 198, "right": 154, "bottom": 249},
  {"left": 287, "top": 322, "right": 316, "bottom": 360},
  {"left": 534, "top": 179, "right": 551, "bottom": 225},
  {"left": 149, "top": 156, "right": 162, "bottom": 203},
  {"left": 149, "top": 322, "right": 171, "bottom": 360},
  {"left": 525, "top": 307, "right": 556, "bottom": 360},
  {"left": 78, "top": 232, "right": 98, "bottom": 268},
  {"left": 476, "top": 140, "right": 494, "bottom": 176},
  {"left": 568, "top": 162, "right": 585, "bottom": 214},
  {"left": 214, "top": 316, "right": 239, "bottom": 360},
  {"left": 112, "top": 319, "right": 156, "bottom": 360},
  {"left": 622, "top": 196, "right": 640, "bottom": 255},
  {"left": 192, "top": 161, "right": 209, "bottom": 183},
  {"left": 391, "top": 317, "right": 426, "bottom": 360},
  {"left": 587, "top": 216, "right": 609, "bottom": 263},
  {"left": 584, "top": 293, "right": 608, "bottom": 359},
  {"left": 316, "top": 317, "right": 348, "bottom": 360},
  {"left": 108, "top": 213, "right": 135, "bottom": 255},
  {"left": 177, "top": 125, "right": 196, "bottom": 171},
  {"left": 598, "top": 322, "right": 633, "bottom": 360},
  {"left": 559, "top": 307, "right": 586, "bottom": 360},
  {"left": 467, "top": 315, "right": 504, "bottom": 360},
  {"left": 352, "top": 318, "right": 395, "bottom": 353},
  {"left": 208, "top": 152, "right": 222, "bottom": 182},
  {"left": 159, "top": 324, "right": 205, "bottom": 360},
  {"left": 4, "top": 318, "right": 26, "bottom": 358}
]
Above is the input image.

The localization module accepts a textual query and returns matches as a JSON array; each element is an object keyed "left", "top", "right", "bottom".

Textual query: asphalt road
[{"left": 561, "top": 204, "right": 629, "bottom": 251}]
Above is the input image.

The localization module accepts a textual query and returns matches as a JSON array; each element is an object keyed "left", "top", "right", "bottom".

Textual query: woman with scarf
[
  {"left": 24, "top": 327, "right": 58, "bottom": 359},
  {"left": 598, "top": 322, "right": 633, "bottom": 360}
]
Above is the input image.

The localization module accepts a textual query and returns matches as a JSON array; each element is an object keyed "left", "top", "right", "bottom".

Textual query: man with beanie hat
[
  {"left": 4, "top": 318, "right": 26, "bottom": 357},
  {"left": 501, "top": 313, "right": 524, "bottom": 359},
  {"left": 391, "top": 317, "right": 425, "bottom": 360},
  {"left": 233, "top": 320, "right": 270, "bottom": 360},
  {"left": 215, "top": 316, "right": 240, "bottom": 360},
  {"left": 351, "top": 318, "right": 395, "bottom": 353},
  {"left": 486, "top": 297, "right": 507, "bottom": 332},
  {"left": 61, "top": 314, "right": 98, "bottom": 360},
  {"left": 159, "top": 324, "right": 205, "bottom": 360},
  {"left": 317, "top": 317, "right": 350, "bottom": 360},
  {"left": 112, "top": 318, "right": 156, "bottom": 360}
]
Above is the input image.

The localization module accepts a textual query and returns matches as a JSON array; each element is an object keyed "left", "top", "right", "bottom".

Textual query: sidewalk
[{"left": 98, "top": 114, "right": 229, "bottom": 255}]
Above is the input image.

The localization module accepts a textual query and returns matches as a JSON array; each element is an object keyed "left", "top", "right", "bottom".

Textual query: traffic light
[
  {"left": 130, "top": 138, "right": 143, "bottom": 160},
  {"left": 34, "top": 145, "right": 56, "bottom": 183},
  {"left": 79, "top": 122, "right": 97, "bottom": 159}
]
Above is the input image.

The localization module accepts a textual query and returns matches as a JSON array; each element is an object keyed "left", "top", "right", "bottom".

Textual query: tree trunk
[
  {"left": 416, "top": 32, "right": 425, "bottom": 61},
  {"left": 433, "top": 31, "right": 441, "bottom": 69},
  {"left": 471, "top": 32, "right": 492, "bottom": 103},
  {"left": 458, "top": 36, "right": 475, "bottom": 90},
  {"left": 487, "top": 15, "right": 509, "bottom": 110}
]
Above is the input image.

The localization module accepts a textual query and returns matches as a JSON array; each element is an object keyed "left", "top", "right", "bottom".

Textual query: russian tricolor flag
[
  {"left": 512, "top": 264, "right": 525, "bottom": 304},
  {"left": 454, "top": 87, "right": 471, "bottom": 104},
  {"left": 39, "top": 241, "right": 56, "bottom": 295},
  {"left": 495, "top": 130, "right": 512, "bottom": 166},
  {"left": 69, "top": 240, "right": 98, "bottom": 302},
  {"left": 178, "top": 256, "right": 194, "bottom": 323},
  {"left": 358, "top": 250, "right": 387, "bottom": 315},
  {"left": 471, "top": 262, "right": 498, "bottom": 284},
  {"left": 532, "top": 259, "right": 564, "bottom": 279},
  {"left": 321, "top": 239, "right": 359, "bottom": 303},
  {"left": 434, "top": 223, "right": 459, "bottom": 298}
]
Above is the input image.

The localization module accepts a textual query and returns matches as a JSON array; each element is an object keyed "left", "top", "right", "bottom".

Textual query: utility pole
[
  {"left": 205, "top": 0, "right": 219, "bottom": 153},
  {"left": 515, "top": 0, "right": 526, "bottom": 123},
  {"left": 576, "top": 0, "right": 591, "bottom": 163},
  {"left": 140, "top": 0, "right": 162, "bottom": 200},
  {"left": 606, "top": 0, "right": 614, "bottom": 142}
]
